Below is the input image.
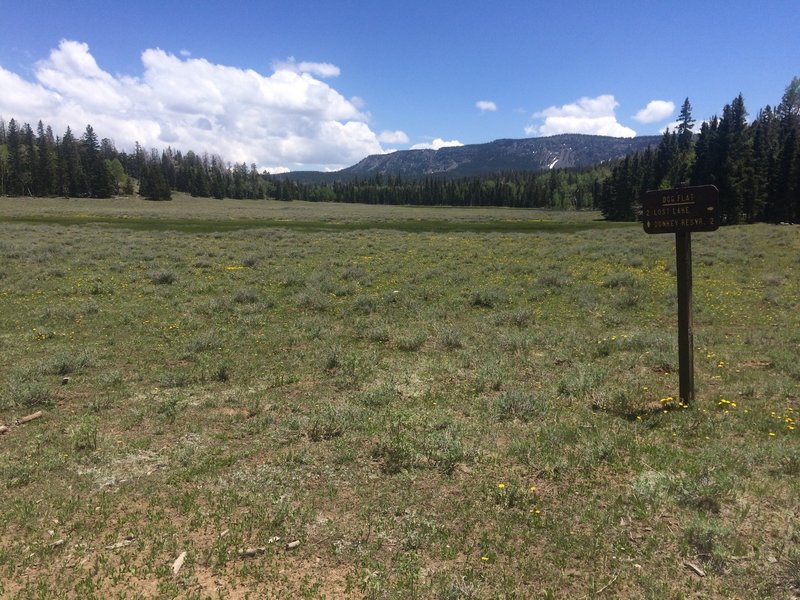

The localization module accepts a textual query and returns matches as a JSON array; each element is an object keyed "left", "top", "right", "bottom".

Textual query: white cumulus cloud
[
  {"left": 377, "top": 130, "right": 410, "bottom": 144},
  {"left": 0, "top": 40, "right": 392, "bottom": 171},
  {"left": 476, "top": 100, "right": 497, "bottom": 112},
  {"left": 526, "top": 94, "right": 636, "bottom": 138},
  {"left": 633, "top": 100, "right": 675, "bottom": 123},
  {"left": 410, "top": 138, "right": 464, "bottom": 150}
]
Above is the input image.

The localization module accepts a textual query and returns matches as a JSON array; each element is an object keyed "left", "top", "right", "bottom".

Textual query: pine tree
[
  {"left": 692, "top": 118, "right": 719, "bottom": 187},
  {"left": 18, "top": 122, "right": 35, "bottom": 196},
  {"left": 139, "top": 149, "right": 171, "bottom": 200},
  {"left": 99, "top": 138, "right": 117, "bottom": 160},
  {"left": 776, "top": 77, "right": 800, "bottom": 125},
  {"left": 653, "top": 129, "right": 679, "bottom": 188},
  {"left": 59, "top": 126, "right": 84, "bottom": 197},
  {"left": 676, "top": 98, "right": 696, "bottom": 152},
  {"left": 774, "top": 77, "right": 800, "bottom": 221},
  {"left": 775, "top": 127, "right": 798, "bottom": 222},
  {"left": 751, "top": 106, "right": 780, "bottom": 221},
  {"left": 131, "top": 141, "right": 146, "bottom": 181},
  {"left": 717, "top": 94, "right": 754, "bottom": 223},
  {"left": 6, "top": 119, "right": 24, "bottom": 195},
  {"left": 161, "top": 148, "right": 176, "bottom": 190},
  {"left": 598, "top": 156, "right": 638, "bottom": 220},
  {"left": 36, "top": 121, "right": 58, "bottom": 196},
  {"left": 81, "top": 124, "right": 113, "bottom": 197}
]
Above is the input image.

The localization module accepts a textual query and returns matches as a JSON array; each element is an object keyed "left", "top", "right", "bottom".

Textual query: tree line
[
  {"left": 599, "top": 77, "right": 800, "bottom": 223},
  {"left": 0, "top": 120, "right": 274, "bottom": 201},
  {"left": 2, "top": 76, "right": 798, "bottom": 222},
  {"left": 273, "top": 167, "right": 609, "bottom": 209},
  {"left": 0, "top": 120, "right": 124, "bottom": 199}
]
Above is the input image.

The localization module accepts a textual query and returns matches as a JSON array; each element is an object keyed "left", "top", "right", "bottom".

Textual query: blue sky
[{"left": 0, "top": 0, "right": 798, "bottom": 171}]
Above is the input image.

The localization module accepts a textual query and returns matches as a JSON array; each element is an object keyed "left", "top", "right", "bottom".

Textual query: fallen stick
[
  {"left": 683, "top": 560, "right": 706, "bottom": 577},
  {"left": 17, "top": 411, "right": 43, "bottom": 425}
]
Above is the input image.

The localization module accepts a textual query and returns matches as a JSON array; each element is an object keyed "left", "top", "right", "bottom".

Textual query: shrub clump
[
  {"left": 494, "top": 389, "right": 547, "bottom": 422},
  {"left": 233, "top": 288, "right": 259, "bottom": 304},
  {"left": 149, "top": 270, "right": 177, "bottom": 285}
]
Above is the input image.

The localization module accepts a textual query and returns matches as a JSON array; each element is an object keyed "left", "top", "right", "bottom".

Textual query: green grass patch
[{"left": 0, "top": 196, "right": 796, "bottom": 598}]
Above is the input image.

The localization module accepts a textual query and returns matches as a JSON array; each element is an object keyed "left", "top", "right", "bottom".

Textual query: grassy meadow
[{"left": 0, "top": 195, "right": 798, "bottom": 599}]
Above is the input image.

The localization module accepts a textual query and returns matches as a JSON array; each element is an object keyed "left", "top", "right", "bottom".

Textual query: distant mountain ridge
[{"left": 278, "top": 133, "right": 661, "bottom": 183}]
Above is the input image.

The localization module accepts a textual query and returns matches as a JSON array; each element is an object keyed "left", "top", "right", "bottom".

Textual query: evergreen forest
[
  {"left": 0, "top": 77, "right": 798, "bottom": 224},
  {"left": 599, "top": 79, "right": 800, "bottom": 223}
]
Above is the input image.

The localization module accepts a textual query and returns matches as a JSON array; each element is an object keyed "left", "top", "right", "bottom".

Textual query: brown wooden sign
[
  {"left": 641, "top": 184, "right": 720, "bottom": 405},
  {"left": 642, "top": 185, "right": 719, "bottom": 234}
]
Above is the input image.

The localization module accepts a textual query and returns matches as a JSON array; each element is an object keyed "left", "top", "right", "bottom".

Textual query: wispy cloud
[
  {"left": 272, "top": 56, "right": 341, "bottom": 78},
  {"left": 476, "top": 100, "right": 497, "bottom": 112},
  {"left": 410, "top": 137, "right": 464, "bottom": 150},
  {"left": 0, "top": 40, "right": 389, "bottom": 171},
  {"left": 633, "top": 100, "right": 675, "bottom": 123},
  {"left": 525, "top": 94, "right": 636, "bottom": 138}
]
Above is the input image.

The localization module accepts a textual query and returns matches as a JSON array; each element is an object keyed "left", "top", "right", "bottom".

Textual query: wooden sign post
[{"left": 642, "top": 185, "right": 719, "bottom": 405}]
